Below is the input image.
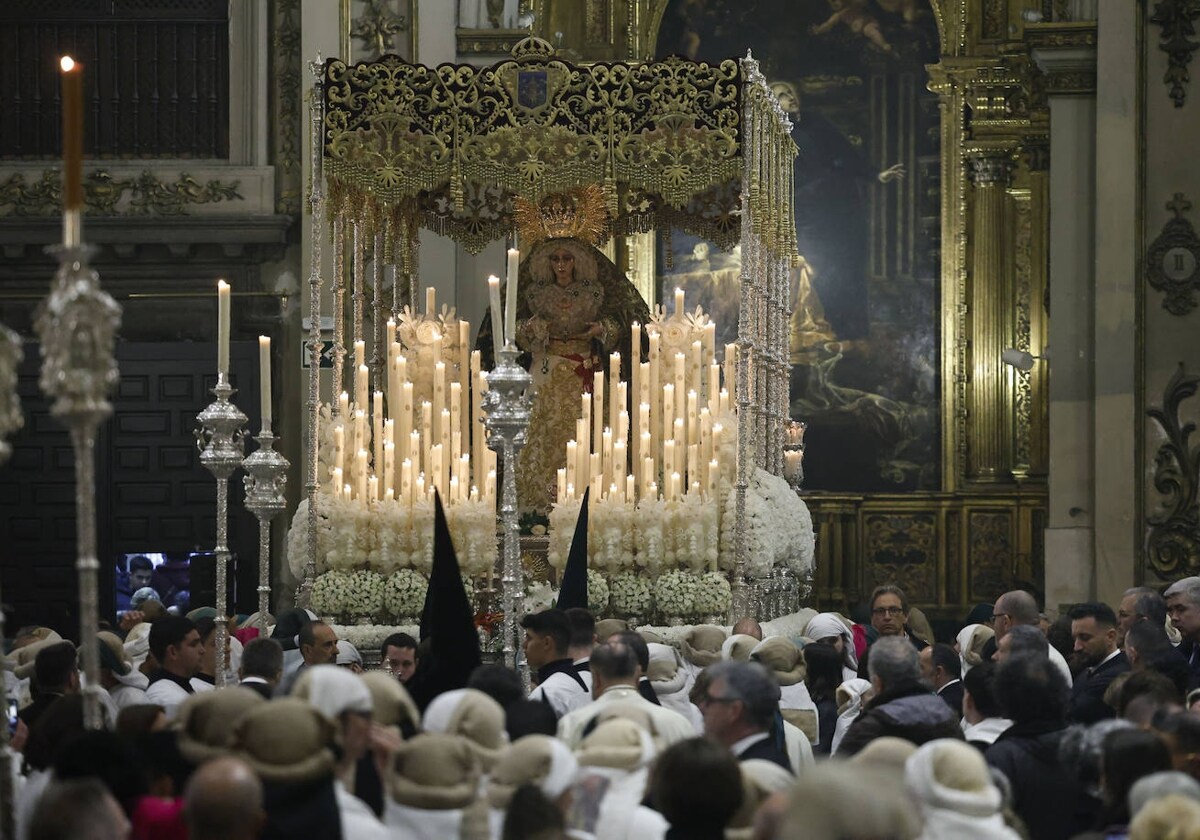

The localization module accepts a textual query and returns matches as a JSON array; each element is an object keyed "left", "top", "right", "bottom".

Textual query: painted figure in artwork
[{"left": 478, "top": 186, "right": 650, "bottom": 517}]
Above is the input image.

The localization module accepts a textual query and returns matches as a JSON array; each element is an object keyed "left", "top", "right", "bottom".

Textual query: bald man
[
  {"left": 732, "top": 617, "right": 763, "bottom": 641},
  {"left": 992, "top": 590, "right": 1072, "bottom": 684},
  {"left": 184, "top": 757, "right": 265, "bottom": 840}
]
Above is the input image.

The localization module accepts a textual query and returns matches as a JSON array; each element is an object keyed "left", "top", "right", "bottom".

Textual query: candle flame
[
  {"left": 217, "top": 279, "right": 229, "bottom": 290},
  {"left": 60, "top": 56, "right": 77, "bottom": 72}
]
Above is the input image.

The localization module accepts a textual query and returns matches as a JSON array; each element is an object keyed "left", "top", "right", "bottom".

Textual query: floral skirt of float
[{"left": 517, "top": 351, "right": 594, "bottom": 516}]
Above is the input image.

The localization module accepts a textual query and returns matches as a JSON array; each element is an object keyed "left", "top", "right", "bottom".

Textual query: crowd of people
[{"left": 8, "top": 575, "right": 1200, "bottom": 840}]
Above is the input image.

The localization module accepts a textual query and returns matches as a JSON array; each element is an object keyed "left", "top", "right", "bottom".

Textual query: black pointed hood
[
  {"left": 555, "top": 487, "right": 590, "bottom": 612},
  {"left": 408, "top": 490, "right": 482, "bottom": 710}
]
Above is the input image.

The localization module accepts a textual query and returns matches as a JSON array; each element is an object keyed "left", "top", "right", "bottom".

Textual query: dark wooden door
[{"left": 2, "top": 341, "right": 261, "bottom": 639}]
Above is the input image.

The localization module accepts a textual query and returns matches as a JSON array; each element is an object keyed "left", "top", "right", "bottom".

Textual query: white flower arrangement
[
  {"left": 524, "top": 580, "right": 556, "bottom": 614},
  {"left": 311, "top": 570, "right": 354, "bottom": 617},
  {"left": 346, "top": 570, "right": 386, "bottom": 618},
  {"left": 718, "top": 468, "right": 815, "bottom": 579},
  {"left": 330, "top": 624, "right": 419, "bottom": 651},
  {"left": 654, "top": 570, "right": 699, "bottom": 621},
  {"left": 587, "top": 570, "right": 610, "bottom": 614},
  {"left": 609, "top": 573, "right": 653, "bottom": 618},
  {"left": 693, "top": 571, "right": 732, "bottom": 618},
  {"left": 383, "top": 570, "right": 428, "bottom": 620}
]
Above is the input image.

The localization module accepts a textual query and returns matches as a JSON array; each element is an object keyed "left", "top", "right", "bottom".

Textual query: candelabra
[
  {"left": 35, "top": 238, "right": 121, "bottom": 730},
  {"left": 243, "top": 429, "right": 290, "bottom": 633},
  {"left": 195, "top": 374, "right": 247, "bottom": 688},
  {"left": 483, "top": 342, "right": 533, "bottom": 680}
]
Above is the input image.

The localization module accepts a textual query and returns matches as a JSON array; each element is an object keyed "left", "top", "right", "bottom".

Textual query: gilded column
[{"left": 966, "top": 150, "right": 1015, "bottom": 481}]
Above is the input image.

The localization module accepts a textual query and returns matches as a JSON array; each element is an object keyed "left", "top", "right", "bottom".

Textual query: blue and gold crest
[{"left": 517, "top": 70, "right": 549, "bottom": 109}]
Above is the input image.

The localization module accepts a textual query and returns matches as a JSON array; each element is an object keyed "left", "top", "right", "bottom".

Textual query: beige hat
[
  {"left": 639, "top": 629, "right": 664, "bottom": 644},
  {"left": 232, "top": 697, "right": 336, "bottom": 784},
  {"left": 487, "top": 734, "right": 579, "bottom": 809},
  {"left": 849, "top": 736, "right": 918, "bottom": 771},
  {"left": 721, "top": 633, "right": 760, "bottom": 663},
  {"left": 361, "top": 671, "right": 421, "bottom": 730},
  {"left": 292, "top": 664, "right": 373, "bottom": 722},
  {"left": 177, "top": 686, "right": 268, "bottom": 764},
  {"left": 97, "top": 631, "right": 132, "bottom": 677},
  {"left": 7, "top": 630, "right": 65, "bottom": 680},
  {"left": 595, "top": 618, "right": 628, "bottom": 641},
  {"left": 575, "top": 717, "right": 656, "bottom": 771},
  {"left": 646, "top": 643, "right": 681, "bottom": 682},
  {"left": 421, "top": 688, "right": 507, "bottom": 770},
  {"left": 751, "top": 637, "right": 806, "bottom": 686},
  {"left": 390, "top": 733, "right": 481, "bottom": 810},
  {"left": 123, "top": 621, "right": 152, "bottom": 662},
  {"left": 728, "top": 759, "right": 797, "bottom": 839},
  {"left": 680, "top": 624, "right": 727, "bottom": 668}
]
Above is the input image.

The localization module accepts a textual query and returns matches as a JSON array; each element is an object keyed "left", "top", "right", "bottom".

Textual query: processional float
[{"left": 298, "top": 36, "right": 802, "bottom": 661}]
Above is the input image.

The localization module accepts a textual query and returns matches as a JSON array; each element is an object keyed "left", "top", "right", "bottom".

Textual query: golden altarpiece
[{"left": 457, "top": 0, "right": 1094, "bottom": 620}]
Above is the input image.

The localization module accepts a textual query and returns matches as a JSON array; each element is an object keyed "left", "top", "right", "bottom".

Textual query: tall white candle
[
  {"left": 354, "top": 340, "right": 365, "bottom": 372},
  {"left": 609, "top": 352, "right": 621, "bottom": 434},
  {"left": 258, "top": 336, "right": 271, "bottom": 429},
  {"left": 487, "top": 275, "right": 504, "bottom": 362},
  {"left": 357, "top": 364, "right": 370, "bottom": 414},
  {"left": 566, "top": 440, "right": 577, "bottom": 494},
  {"left": 593, "top": 371, "right": 605, "bottom": 452},
  {"left": 386, "top": 319, "right": 397, "bottom": 349},
  {"left": 332, "top": 425, "right": 345, "bottom": 481},
  {"left": 505, "top": 248, "right": 520, "bottom": 344},
  {"left": 426, "top": 287, "right": 436, "bottom": 316},
  {"left": 217, "top": 280, "right": 230, "bottom": 374},
  {"left": 674, "top": 287, "right": 685, "bottom": 316}
]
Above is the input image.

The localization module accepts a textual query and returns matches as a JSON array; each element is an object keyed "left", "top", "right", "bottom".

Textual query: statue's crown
[{"left": 514, "top": 185, "right": 609, "bottom": 248}]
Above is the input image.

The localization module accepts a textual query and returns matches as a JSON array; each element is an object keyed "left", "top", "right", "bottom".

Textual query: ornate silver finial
[{"left": 243, "top": 430, "right": 290, "bottom": 632}]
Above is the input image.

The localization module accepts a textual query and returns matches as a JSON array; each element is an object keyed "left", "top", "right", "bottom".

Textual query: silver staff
[
  {"left": 244, "top": 425, "right": 290, "bottom": 633},
  {"left": 36, "top": 229, "right": 121, "bottom": 729},
  {"left": 482, "top": 342, "right": 532, "bottom": 679},
  {"left": 195, "top": 374, "right": 247, "bottom": 688}
]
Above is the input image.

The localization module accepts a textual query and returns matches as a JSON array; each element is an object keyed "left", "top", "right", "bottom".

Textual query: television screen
[{"left": 114, "top": 552, "right": 233, "bottom": 618}]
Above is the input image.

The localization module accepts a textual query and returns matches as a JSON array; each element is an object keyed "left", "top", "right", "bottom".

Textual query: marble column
[{"left": 1033, "top": 44, "right": 1098, "bottom": 609}]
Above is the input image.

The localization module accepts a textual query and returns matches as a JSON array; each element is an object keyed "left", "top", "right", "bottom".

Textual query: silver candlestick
[
  {"left": 35, "top": 236, "right": 121, "bottom": 730},
  {"left": 483, "top": 342, "right": 532, "bottom": 680},
  {"left": 195, "top": 374, "right": 247, "bottom": 688},
  {"left": 243, "top": 429, "right": 290, "bottom": 633}
]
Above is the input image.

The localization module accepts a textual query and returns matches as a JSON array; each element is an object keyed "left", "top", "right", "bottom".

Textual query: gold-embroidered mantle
[{"left": 320, "top": 36, "right": 796, "bottom": 255}]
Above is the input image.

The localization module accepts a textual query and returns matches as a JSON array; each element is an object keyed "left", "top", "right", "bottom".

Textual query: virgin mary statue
[{"left": 477, "top": 186, "right": 649, "bottom": 517}]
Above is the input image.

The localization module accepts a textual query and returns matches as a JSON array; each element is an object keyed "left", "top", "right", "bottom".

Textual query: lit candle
[
  {"left": 487, "top": 275, "right": 504, "bottom": 362},
  {"left": 505, "top": 248, "right": 520, "bottom": 344},
  {"left": 356, "top": 450, "right": 368, "bottom": 501},
  {"left": 401, "top": 459, "right": 413, "bottom": 505},
  {"left": 626, "top": 474, "right": 635, "bottom": 503},
  {"left": 258, "top": 336, "right": 272, "bottom": 429},
  {"left": 354, "top": 340, "right": 366, "bottom": 373},
  {"left": 332, "top": 425, "right": 345, "bottom": 481},
  {"left": 217, "top": 280, "right": 230, "bottom": 374},
  {"left": 368, "top": 475, "right": 379, "bottom": 503},
  {"left": 386, "top": 319, "right": 397, "bottom": 349},
  {"left": 719, "top": 388, "right": 730, "bottom": 417},
  {"left": 426, "top": 287, "right": 436, "bottom": 317},
  {"left": 59, "top": 56, "right": 84, "bottom": 217},
  {"left": 357, "top": 364, "right": 370, "bottom": 414},
  {"left": 580, "top": 394, "right": 592, "bottom": 456},
  {"left": 593, "top": 371, "right": 605, "bottom": 453},
  {"left": 566, "top": 440, "right": 577, "bottom": 495},
  {"left": 338, "top": 391, "right": 350, "bottom": 419},
  {"left": 674, "top": 287, "right": 685, "bottom": 317}
]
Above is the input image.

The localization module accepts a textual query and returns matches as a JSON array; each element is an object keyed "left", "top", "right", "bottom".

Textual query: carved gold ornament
[{"left": 318, "top": 36, "right": 793, "bottom": 256}]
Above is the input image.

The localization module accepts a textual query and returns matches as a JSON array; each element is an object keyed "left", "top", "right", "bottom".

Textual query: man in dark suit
[
  {"left": 920, "top": 643, "right": 964, "bottom": 718},
  {"left": 1068, "top": 602, "right": 1129, "bottom": 724},
  {"left": 700, "top": 661, "right": 792, "bottom": 772},
  {"left": 237, "top": 637, "right": 283, "bottom": 700},
  {"left": 1166, "top": 577, "right": 1200, "bottom": 691}
]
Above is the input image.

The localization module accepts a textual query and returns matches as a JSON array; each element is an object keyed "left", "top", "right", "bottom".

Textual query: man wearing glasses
[{"left": 856, "top": 585, "right": 927, "bottom": 680}]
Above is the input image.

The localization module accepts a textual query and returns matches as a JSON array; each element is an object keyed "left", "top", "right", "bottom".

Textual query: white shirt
[
  {"left": 383, "top": 799, "right": 464, "bottom": 840},
  {"left": 730, "top": 732, "right": 771, "bottom": 757},
  {"left": 530, "top": 669, "right": 591, "bottom": 719},
  {"left": 961, "top": 716, "right": 1013, "bottom": 745},
  {"left": 144, "top": 677, "right": 192, "bottom": 720},
  {"left": 335, "top": 781, "right": 390, "bottom": 840},
  {"left": 558, "top": 684, "right": 695, "bottom": 749},
  {"left": 108, "top": 683, "right": 148, "bottom": 711}
]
